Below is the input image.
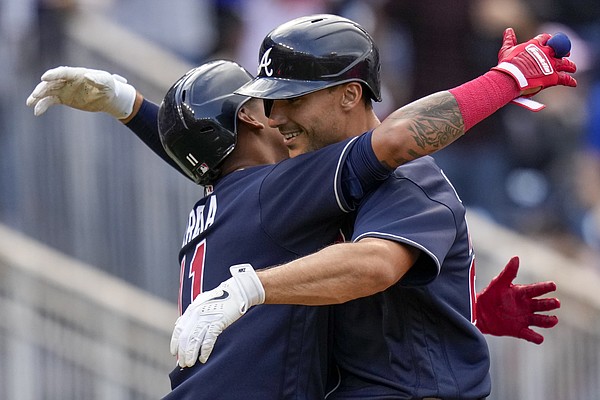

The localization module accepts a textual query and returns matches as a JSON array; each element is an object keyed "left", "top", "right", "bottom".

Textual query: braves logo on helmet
[{"left": 258, "top": 47, "right": 274, "bottom": 77}]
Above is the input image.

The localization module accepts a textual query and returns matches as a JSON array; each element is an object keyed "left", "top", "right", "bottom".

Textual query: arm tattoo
[
  {"left": 376, "top": 91, "right": 468, "bottom": 168},
  {"left": 384, "top": 92, "right": 465, "bottom": 166},
  {"left": 406, "top": 92, "right": 464, "bottom": 151}
]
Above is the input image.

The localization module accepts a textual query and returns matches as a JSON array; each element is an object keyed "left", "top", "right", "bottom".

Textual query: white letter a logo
[{"left": 258, "top": 47, "right": 274, "bottom": 77}]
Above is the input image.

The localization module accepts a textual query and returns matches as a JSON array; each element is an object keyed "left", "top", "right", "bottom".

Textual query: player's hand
[
  {"left": 492, "top": 28, "right": 577, "bottom": 111},
  {"left": 170, "top": 264, "right": 265, "bottom": 367},
  {"left": 475, "top": 256, "right": 560, "bottom": 344},
  {"left": 26, "top": 66, "right": 137, "bottom": 119}
]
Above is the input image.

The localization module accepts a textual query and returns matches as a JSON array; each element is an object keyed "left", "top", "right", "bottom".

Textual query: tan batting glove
[{"left": 26, "top": 66, "right": 137, "bottom": 119}]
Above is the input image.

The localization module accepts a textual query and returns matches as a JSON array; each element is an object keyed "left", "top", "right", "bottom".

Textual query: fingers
[
  {"left": 502, "top": 27, "right": 517, "bottom": 48},
  {"left": 554, "top": 57, "right": 577, "bottom": 74},
  {"left": 40, "top": 66, "right": 75, "bottom": 81},
  {"left": 26, "top": 78, "right": 69, "bottom": 111},
  {"left": 557, "top": 72, "right": 578, "bottom": 88},
  {"left": 33, "top": 96, "right": 62, "bottom": 116},
  {"left": 518, "top": 312, "right": 559, "bottom": 345},
  {"left": 26, "top": 81, "right": 48, "bottom": 106},
  {"left": 199, "top": 325, "right": 221, "bottom": 364},
  {"left": 178, "top": 321, "right": 207, "bottom": 368},
  {"left": 41, "top": 66, "right": 88, "bottom": 82},
  {"left": 533, "top": 33, "right": 552, "bottom": 46},
  {"left": 494, "top": 256, "right": 520, "bottom": 286},
  {"left": 553, "top": 50, "right": 577, "bottom": 88},
  {"left": 170, "top": 316, "right": 183, "bottom": 356},
  {"left": 529, "top": 313, "right": 559, "bottom": 329},
  {"left": 172, "top": 310, "right": 205, "bottom": 368},
  {"left": 520, "top": 280, "right": 557, "bottom": 298},
  {"left": 530, "top": 297, "right": 561, "bottom": 313},
  {"left": 183, "top": 332, "right": 203, "bottom": 368},
  {"left": 519, "top": 327, "right": 545, "bottom": 345},
  {"left": 498, "top": 28, "right": 518, "bottom": 60}
]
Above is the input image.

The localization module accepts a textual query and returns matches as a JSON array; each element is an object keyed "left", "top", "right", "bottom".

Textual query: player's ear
[
  {"left": 340, "top": 82, "right": 363, "bottom": 111},
  {"left": 238, "top": 100, "right": 266, "bottom": 130}
]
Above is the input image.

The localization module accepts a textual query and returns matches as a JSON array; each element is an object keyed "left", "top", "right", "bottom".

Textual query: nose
[{"left": 267, "top": 100, "right": 286, "bottom": 128}]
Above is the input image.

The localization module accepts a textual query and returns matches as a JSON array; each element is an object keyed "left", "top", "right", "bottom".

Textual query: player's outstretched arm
[
  {"left": 475, "top": 256, "right": 560, "bottom": 344},
  {"left": 26, "top": 66, "right": 138, "bottom": 120},
  {"left": 25, "top": 66, "right": 190, "bottom": 178},
  {"left": 371, "top": 29, "right": 577, "bottom": 170}
]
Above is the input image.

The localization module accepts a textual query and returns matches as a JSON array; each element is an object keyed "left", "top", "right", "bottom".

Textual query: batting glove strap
[
  {"left": 230, "top": 264, "right": 266, "bottom": 309},
  {"left": 102, "top": 73, "right": 137, "bottom": 119}
]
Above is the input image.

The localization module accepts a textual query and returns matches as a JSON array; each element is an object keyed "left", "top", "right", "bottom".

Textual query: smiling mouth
[{"left": 281, "top": 131, "right": 302, "bottom": 141}]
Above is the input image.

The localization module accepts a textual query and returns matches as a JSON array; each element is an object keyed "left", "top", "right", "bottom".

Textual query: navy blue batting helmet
[
  {"left": 158, "top": 60, "right": 253, "bottom": 185},
  {"left": 235, "top": 14, "right": 381, "bottom": 102}
]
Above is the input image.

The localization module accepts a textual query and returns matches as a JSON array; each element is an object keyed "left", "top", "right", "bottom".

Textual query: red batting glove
[
  {"left": 492, "top": 28, "right": 577, "bottom": 111},
  {"left": 475, "top": 256, "right": 560, "bottom": 345}
]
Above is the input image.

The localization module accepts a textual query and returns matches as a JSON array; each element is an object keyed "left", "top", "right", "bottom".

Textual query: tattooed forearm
[
  {"left": 405, "top": 92, "right": 464, "bottom": 150},
  {"left": 381, "top": 91, "right": 465, "bottom": 166}
]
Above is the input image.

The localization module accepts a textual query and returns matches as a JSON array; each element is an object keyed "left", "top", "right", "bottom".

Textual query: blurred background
[{"left": 1, "top": 0, "right": 599, "bottom": 398}]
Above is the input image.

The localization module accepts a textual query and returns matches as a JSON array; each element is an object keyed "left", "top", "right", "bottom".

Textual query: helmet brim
[{"left": 235, "top": 77, "right": 338, "bottom": 100}]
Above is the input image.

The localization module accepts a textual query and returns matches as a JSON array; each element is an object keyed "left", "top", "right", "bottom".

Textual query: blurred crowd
[{"left": 2, "top": 0, "right": 600, "bottom": 269}]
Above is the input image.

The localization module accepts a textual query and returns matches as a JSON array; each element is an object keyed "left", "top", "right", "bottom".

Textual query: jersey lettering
[
  {"left": 189, "top": 240, "right": 206, "bottom": 301},
  {"left": 182, "top": 195, "right": 218, "bottom": 247},
  {"left": 179, "top": 240, "right": 207, "bottom": 314}
]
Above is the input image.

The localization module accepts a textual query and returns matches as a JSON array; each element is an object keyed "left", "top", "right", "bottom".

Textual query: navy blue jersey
[
  {"left": 127, "top": 100, "right": 386, "bottom": 399},
  {"left": 162, "top": 133, "right": 390, "bottom": 400},
  {"left": 328, "top": 156, "right": 490, "bottom": 399}
]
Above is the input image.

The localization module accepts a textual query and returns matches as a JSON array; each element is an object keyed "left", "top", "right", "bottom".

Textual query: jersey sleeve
[
  {"left": 340, "top": 131, "right": 392, "bottom": 205},
  {"left": 351, "top": 157, "right": 468, "bottom": 285},
  {"left": 125, "top": 98, "right": 190, "bottom": 179}
]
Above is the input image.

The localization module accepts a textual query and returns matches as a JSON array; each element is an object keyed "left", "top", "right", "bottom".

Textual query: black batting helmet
[
  {"left": 158, "top": 60, "right": 253, "bottom": 185},
  {"left": 235, "top": 14, "right": 381, "bottom": 102}
]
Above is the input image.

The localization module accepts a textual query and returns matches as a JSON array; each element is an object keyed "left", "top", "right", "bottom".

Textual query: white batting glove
[
  {"left": 170, "top": 264, "right": 265, "bottom": 367},
  {"left": 26, "top": 66, "right": 137, "bottom": 119}
]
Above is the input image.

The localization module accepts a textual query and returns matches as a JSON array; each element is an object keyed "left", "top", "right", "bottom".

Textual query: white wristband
[
  {"left": 230, "top": 264, "right": 266, "bottom": 309},
  {"left": 109, "top": 75, "right": 137, "bottom": 119}
]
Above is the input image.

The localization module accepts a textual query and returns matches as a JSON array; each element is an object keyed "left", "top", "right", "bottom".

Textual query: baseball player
[{"left": 25, "top": 16, "right": 573, "bottom": 400}]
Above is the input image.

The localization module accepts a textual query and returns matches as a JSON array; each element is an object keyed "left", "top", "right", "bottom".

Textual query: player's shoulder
[
  {"left": 389, "top": 156, "right": 462, "bottom": 205},
  {"left": 391, "top": 156, "right": 442, "bottom": 179}
]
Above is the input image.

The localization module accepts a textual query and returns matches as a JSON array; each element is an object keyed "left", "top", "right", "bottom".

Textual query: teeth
[{"left": 283, "top": 131, "right": 301, "bottom": 140}]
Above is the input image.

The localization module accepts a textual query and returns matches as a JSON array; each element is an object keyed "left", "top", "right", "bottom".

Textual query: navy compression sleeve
[
  {"left": 125, "top": 98, "right": 186, "bottom": 176},
  {"left": 342, "top": 131, "right": 392, "bottom": 205}
]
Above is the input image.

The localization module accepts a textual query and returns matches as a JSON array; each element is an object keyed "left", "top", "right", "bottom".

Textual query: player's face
[{"left": 266, "top": 87, "right": 350, "bottom": 158}]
